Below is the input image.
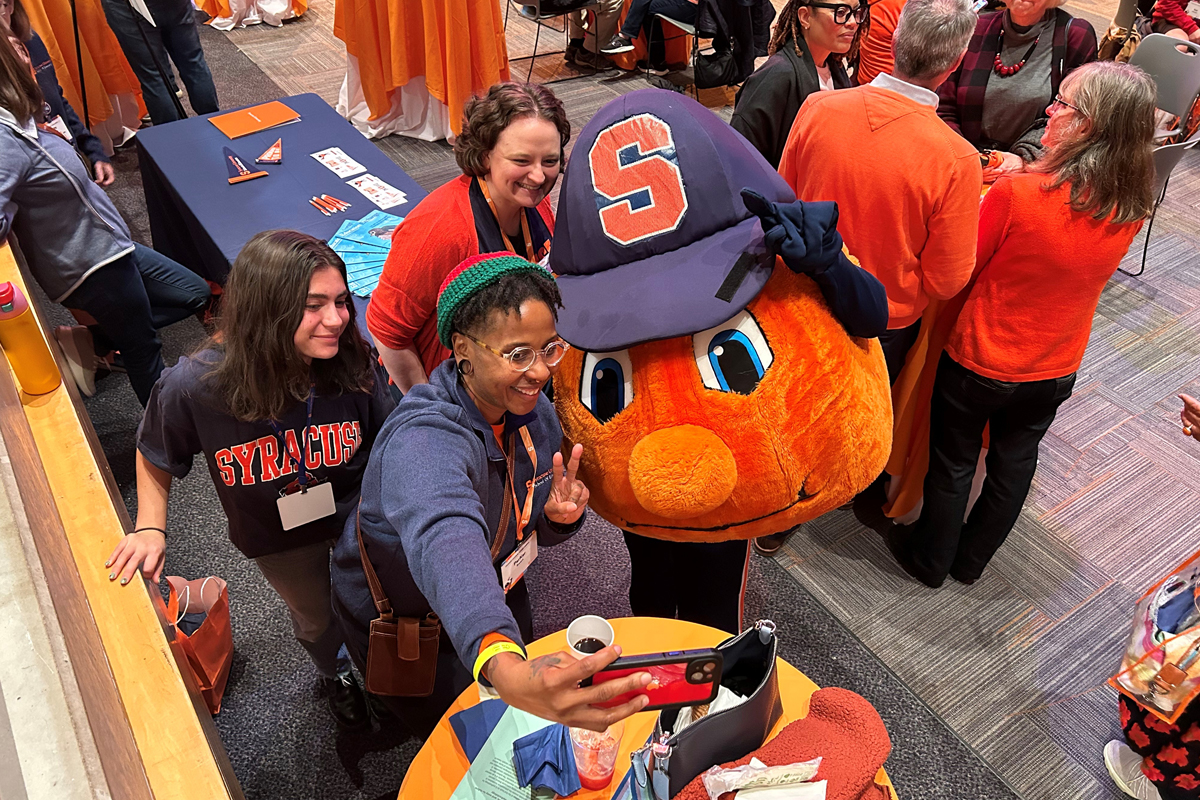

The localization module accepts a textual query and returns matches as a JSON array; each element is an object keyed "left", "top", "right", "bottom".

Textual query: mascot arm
[
  {"left": 741, "top": 189, "right": 889, "bottom": 338},
  {"left": 807, "top": 249, "right": 889, "bottom": 339},
  {"left": 379, "top": 417, "right": 524, "bottom": 670}
]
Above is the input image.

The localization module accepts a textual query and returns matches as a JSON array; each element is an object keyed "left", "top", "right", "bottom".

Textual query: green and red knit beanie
[{"left": 436, "top": 253, "right": 556, "bottom": 348}]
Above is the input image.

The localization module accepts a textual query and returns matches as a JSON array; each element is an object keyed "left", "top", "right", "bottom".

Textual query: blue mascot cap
[{"left": 550, "top": 88, "right": 795, "bottom": 352}]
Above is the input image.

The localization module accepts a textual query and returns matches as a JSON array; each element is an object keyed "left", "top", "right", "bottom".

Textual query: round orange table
[{"left": 397, "top": 617, "right": 898, "bottom": 799}]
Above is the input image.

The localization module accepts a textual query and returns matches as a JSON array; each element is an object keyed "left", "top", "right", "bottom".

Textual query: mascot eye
[
  {"left": 693, "top": 310, "right": 774, "bottom": 395},
  {"left": 580, "top": 350, "right": 634, "bottom": 423}
]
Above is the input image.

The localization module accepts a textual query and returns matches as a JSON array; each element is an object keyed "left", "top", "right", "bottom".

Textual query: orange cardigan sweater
[
  {"left": 779, "top": 85, "right": 982, "bottom": 329},
  {"left": 947, "top": 174, "right": 1143, "bottom": 382},
  {"left": 366, "top": 175, "right": 555, "bottom": 377}
]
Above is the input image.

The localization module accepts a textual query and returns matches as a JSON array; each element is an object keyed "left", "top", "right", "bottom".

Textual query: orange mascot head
[{"left": 550, "top": 90, "right": 891, "bottom": 542}]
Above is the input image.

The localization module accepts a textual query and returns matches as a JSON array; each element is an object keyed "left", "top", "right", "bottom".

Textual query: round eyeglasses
[
  {"left": 466, "top": 335, "right": 571, "bottom": 372},
  {"left": 807, "top": 2, "right": 868, "bottom": 24}
]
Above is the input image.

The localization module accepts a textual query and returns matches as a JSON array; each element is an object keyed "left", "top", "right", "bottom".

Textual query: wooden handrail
[{"left": 0, "top": 240, "right": 242, "bottom": 800}]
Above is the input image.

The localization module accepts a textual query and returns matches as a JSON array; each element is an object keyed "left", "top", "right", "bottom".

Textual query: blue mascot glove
[
  {"left": 740, "top": 188, "right": 889, "bottom": 339},
  {"left": 740, "top": 189, "right": 843, "bottom": 276}
]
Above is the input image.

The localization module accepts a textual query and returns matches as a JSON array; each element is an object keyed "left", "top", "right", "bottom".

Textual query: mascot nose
[{"left": 628, "top": 425, "right": 738, "bottom": 519}]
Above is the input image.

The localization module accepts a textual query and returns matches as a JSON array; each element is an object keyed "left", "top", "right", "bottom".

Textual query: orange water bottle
[{"left": 0, "top": 282, "right": 61, "bottom": 395}]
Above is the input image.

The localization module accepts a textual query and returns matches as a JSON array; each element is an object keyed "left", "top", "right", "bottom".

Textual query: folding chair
[
  {"left": 504, "top": 0, "right": 604, "bottom": 84},
  {"left": 645, "top": 13, "right": 700, "bottom": 96},
  {"left": 1130, "top": 34, "right": 1200, "bottom": 140},
  {"left": 1118, "top": 130, "right": 1200, "bottom": 277}
]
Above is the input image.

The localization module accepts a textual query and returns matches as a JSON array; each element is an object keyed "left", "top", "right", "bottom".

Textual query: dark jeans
[
  {"left": 338, "top": 579, "right": 534, "bottom": 740},
  {"left": 623, "top": 532, "right": 749, "bottom": 634},
  {"left": 619, "top": 0, "right": 698, "bottom": 41},
  {"left": 909, "top": 354, "right": 1076, "bottom": 584},
  {"left": 66, "top": 244, "right": 209, "bottom": 405},
  {"left": 878, "top": 319, "right": 921, "bottom": 385},
  {"left": 100, "top": 0, "right": 219, "bottom": 125}
]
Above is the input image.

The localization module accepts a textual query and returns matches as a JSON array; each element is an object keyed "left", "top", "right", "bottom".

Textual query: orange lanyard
[
  {"left": 503, "top": 426, "right": 537, "bottom": 541},
  {"left": 478, "top": 177, "right": 536, "bottom": 262}
]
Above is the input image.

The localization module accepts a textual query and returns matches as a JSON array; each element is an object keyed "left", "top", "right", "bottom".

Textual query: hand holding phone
[
  {"left": 486, "top": 645, "right": 653, "bottom": 732},
  {"left": 581, "top": 649, "right": 723, "bottom": 711}
]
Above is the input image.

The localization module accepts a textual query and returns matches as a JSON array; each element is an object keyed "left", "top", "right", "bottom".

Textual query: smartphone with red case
[{"left": 581, "top": 648, "right": 723, "bottom": 710}]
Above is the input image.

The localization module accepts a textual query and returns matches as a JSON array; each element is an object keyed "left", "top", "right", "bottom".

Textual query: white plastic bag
[{"left": 701, "top": 756, "right": 823, "bottom": 799}]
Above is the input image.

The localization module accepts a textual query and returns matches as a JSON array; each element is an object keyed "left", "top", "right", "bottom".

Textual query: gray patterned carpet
[
  {"left": 773, "top": 150, "right": 1200, "bottom": 800},
  {"left": 70, "top": 2, "right": 1200, "bottom": 798}
]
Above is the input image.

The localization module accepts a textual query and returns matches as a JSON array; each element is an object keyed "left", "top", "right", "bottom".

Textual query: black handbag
[{"left": 629, "top": 620, "right": 782, "bottom": 799}]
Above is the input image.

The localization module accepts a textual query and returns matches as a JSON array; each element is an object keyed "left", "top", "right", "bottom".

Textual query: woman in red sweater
[
  {"left": 367, "top": 83, "right": 568, "bottom": 393},
  {"left": 1153, "top": 0, "right": 1200, "bottom": 44},
  {"left": 888, "top": 61, "right": 1156, "bottom": 589}
]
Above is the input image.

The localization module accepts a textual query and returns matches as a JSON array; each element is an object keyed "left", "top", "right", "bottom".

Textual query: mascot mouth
[{"left": 623, "top": 484, "right": 815, "bottom": 533}]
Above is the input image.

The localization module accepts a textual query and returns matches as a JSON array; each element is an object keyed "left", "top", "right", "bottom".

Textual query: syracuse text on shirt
[{"left": 213, "top": 423, "right": 363, "bottom": 486}]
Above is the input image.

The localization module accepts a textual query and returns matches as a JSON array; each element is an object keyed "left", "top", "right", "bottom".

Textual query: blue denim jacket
[{"left": 331, "top": 359, "right": 584, "bottom": 671}]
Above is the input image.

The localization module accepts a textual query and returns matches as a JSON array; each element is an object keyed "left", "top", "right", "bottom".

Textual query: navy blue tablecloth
[{"left": 136, "top": 93, "right": 428, "bottom": 287}]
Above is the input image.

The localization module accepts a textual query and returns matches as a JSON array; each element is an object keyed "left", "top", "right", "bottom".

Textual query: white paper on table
[
  {"left": 447, "top": 706, "right": 554, "bottom": 800},
  {"left": 311, "top": 147, "right": 367, "bottom": 178},
  {"left": 346, "top": 174, "right": 407, "bottom": 210}
]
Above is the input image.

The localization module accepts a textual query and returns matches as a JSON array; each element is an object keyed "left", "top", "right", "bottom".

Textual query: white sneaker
[{"left": 1104, "top": 740, "right": 1163, "bottom": 800}]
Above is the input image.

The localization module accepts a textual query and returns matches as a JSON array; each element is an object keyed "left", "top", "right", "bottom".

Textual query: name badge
[
  {"left": 46, "top": 115, "right": 72, "bottom": 141},
  {"left": 276, "top": 480, "right": 336, "bottom": 530},
  {"left": 500, "top": 533, "right": 537, "bottom": 593}
]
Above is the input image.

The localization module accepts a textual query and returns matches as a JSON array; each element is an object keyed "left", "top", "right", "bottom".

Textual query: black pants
[
  {"left": 909, "top": 354, "right": 1075, "bottom": 585},
  {"left": 878, "top": 319, "right": 921, "bottom": 385},
  {"left": 67, "top": 244, "right": 209, "bottom": 405},
  {"left": 337, "top": 579, "right": 533, "bottom": 740},
  {"left": 623, "top": 532, "right": 749, "bottom": 634}
]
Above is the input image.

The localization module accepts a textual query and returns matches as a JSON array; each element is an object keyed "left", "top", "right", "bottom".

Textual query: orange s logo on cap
[{"left": 589, "top": 114, "right": 688, "bottom": 246}]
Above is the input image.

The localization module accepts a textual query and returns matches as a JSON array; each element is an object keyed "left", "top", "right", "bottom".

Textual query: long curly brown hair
[
  {"left": 767, "top": 0, "right": 869, "bottom": 64},
  {"left": 201, "top": 230, "right": 376, "bottom": 422}
]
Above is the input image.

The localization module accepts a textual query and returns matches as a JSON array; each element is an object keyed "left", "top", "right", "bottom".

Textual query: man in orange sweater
[{"left": 778, "top": 0, "right": 982, "bottom": 382}]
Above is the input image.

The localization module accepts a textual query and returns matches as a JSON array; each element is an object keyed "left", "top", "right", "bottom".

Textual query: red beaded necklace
[{"left": 992, "top": 27, "right": 1040, "bottom": 77}]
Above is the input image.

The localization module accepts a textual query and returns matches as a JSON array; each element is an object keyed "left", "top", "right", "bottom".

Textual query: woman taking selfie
[
  {"left": 731, "top": 0, "right": 862, "bottom": 168},
  {"left": 890, "top": 62, "right": 1155, "bottom": 589},
  {"left": 106, "top": 231, "right": 394, "bottom": 729},
  {"left": 333, "top": 253, "right": 650, "bottom": 737},
  {"left": 368, "top": 82, "right": 568, "bottom": 394}
]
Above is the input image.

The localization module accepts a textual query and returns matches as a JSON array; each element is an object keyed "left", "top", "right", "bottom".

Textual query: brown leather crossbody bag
[{"left": 355, "top": 438, "right": 515, "bottom": 696}]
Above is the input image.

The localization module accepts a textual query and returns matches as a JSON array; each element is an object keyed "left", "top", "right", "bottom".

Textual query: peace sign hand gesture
[{"left": 544, "top": 443, "right": 589, "bottom": 526}]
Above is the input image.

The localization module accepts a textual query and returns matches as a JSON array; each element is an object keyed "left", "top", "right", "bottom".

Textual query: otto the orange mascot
[{"left": 549, "top": 90, "right": 893, "bottom": 630}]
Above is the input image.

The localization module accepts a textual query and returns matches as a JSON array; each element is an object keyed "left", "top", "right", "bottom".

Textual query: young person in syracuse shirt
[
  {"left": 105, "top": 230, "right": 394, "bottom": 730},
  {"left": 333, "top": 254, "right": 650, "bottom": 738},
  {"left": 889, "top": 62, "right": 1156, "bottom": 590},
  {"left": 366, "top": 82, "right": 567, "bottom": 394}
]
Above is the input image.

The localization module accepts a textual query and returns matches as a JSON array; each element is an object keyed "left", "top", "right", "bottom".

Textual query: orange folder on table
[{"left": 209, "top": 101, "right": 300, "bottom": 139}]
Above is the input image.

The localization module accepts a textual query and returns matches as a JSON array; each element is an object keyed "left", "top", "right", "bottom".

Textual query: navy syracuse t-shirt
[{"left": 137, "top": 350, "right": 395, "bottom": 559}]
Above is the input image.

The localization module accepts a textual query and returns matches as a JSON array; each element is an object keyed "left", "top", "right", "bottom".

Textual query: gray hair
[
  {"left": 1033, "top": 61, "right": 1157, "bottom": 224},
  {"left": 892, "top": 0, "right": 977, "bottom": 81}
]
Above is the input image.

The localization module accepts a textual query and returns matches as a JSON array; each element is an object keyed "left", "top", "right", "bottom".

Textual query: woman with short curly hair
[{"left": 367, "top": 82, "right": 569, "bottom": 394}]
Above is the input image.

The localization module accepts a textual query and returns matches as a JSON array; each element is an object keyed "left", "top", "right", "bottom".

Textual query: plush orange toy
[{"left": 550, "top": 90, "right": 892, "bottom": 543}]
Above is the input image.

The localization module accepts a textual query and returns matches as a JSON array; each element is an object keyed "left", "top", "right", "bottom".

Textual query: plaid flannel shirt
[{"left": 937, "top": 10, "right": 1098, "bottom": 150}]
